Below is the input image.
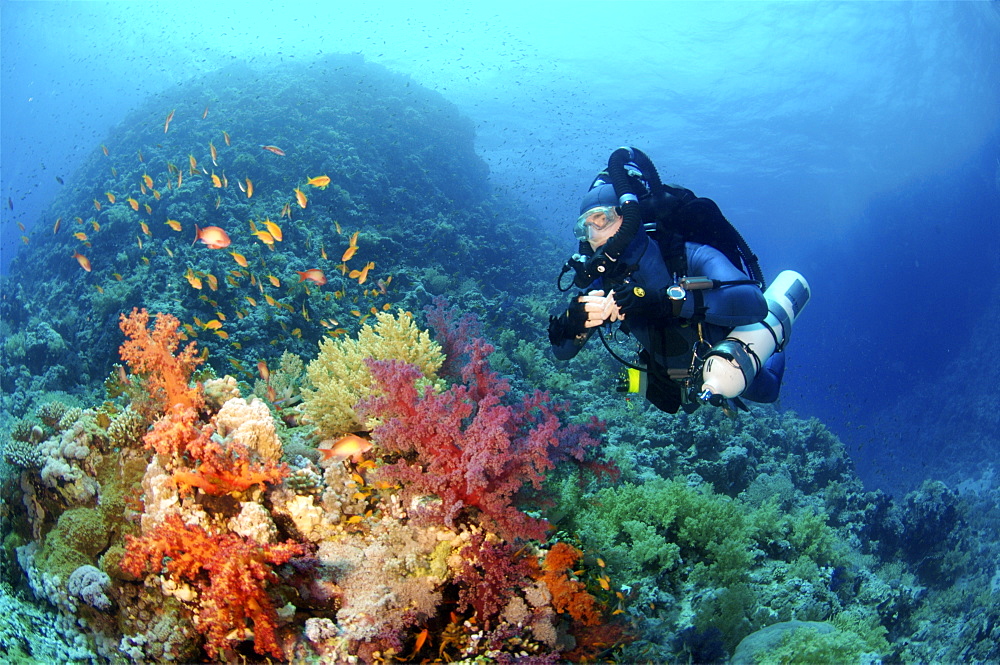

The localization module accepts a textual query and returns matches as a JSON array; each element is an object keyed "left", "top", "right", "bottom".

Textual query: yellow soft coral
[{"left": 302, "top": 310, "right": 444, "bottom": 438}]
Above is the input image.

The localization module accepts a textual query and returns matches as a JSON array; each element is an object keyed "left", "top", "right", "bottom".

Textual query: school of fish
[{"left": 50, "top": 105, "right": 392, "bottom": 359}]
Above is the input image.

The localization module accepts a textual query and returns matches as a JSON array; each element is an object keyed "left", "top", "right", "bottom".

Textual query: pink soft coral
[
  {"left": 361, "top": 328, "right": 598, "bottom": 542},
  {"left": 454, "top": 531, "right": 536, "bottom": 628},
  {"left": 119, "top": 307, "right": 203, "bottom": 415},
  {"left": 122, "top": 515, "right": 307, "bottom": 659}
]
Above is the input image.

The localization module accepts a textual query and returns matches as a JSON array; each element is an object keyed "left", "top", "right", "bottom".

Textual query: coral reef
[
  {"left": 0, "top": 51, "right": 996, "bottom": 665},
  {"left": 121, "top": 515, "right": 307, "bottom": 659}
]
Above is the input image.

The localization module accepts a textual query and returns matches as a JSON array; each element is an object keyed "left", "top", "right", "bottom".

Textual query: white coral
[
  {"left": 228, "top": 501, "right": 277, "bottom": 545},
  {"left": 213, "top": 397, "right": 282, "bottom": 462},
  {"left": 67, "top": 565, "right": 112, "bottom": 611}
]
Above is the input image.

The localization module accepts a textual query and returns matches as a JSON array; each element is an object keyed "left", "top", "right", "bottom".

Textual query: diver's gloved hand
[
  {"left": 612, "top": 285, "right": 670, "bottom": 318},
  {"left": 548, "top": 296, "right": 589, "bottom": 345},
  {"left": 578, "top": 290, "right": 622, "bottom": 327}
]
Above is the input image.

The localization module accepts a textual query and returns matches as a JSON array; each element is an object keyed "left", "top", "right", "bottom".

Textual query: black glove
[
  {"left": 613, "top": 284, "right": 671, "bottom": 318},
  {"left": 548, "top": 297, "right": 588, "bottom": 346}
]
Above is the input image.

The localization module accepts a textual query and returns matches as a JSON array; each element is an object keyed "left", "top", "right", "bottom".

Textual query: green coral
[
  {"left": 559, "top": 474, "right": 854, "bottom": 656},
  {"left": 754, "top": 611, "right": 889, "bottom": 664},
  {"left": 301, "top": 310, "right": 445, "bottom": 438},
  {"left": 34, "top": 507, "right": 109, "bottom": 582}
]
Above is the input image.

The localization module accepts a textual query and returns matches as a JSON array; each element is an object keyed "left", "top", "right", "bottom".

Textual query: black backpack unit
[{"left": 611, "top": 165, "right": 766, "bottom": 292}]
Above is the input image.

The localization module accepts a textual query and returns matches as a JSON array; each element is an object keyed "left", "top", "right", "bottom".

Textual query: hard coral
[
  {"left": 121, "top": 515, "right": 308, "bottom": 659},
  {"left": 119, "top": 308, "right": 203, "bottom": 415}
]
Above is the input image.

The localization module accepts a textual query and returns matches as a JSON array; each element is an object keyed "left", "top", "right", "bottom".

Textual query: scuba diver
[{"left": 548, "top": 147, "right": 810, "bottom": 414}]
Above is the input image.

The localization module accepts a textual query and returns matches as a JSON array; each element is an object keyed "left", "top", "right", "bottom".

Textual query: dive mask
[{"left": 573, "top": 206, "right": 620, "bottom": 242}]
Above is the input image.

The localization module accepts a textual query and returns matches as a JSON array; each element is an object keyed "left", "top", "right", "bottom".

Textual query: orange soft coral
[
  {"left": 541, "top": 542, "right": 601, "bottom": 626},
  {"left": 142, "top": 406, "right": 209, "bottom": 458},
  {"left": 119, "top": 307, "right": 204, "bottom": 415},
  {"left": 142, "top": 404, "right": 287, "bottom": 495},
  {"left": 172, "top": 455, "right": 287, "bottom": 496},
  {"left": 122, "top": 515, "right": 308, "bottom": 659}
]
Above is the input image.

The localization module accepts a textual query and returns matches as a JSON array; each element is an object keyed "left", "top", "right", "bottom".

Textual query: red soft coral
[
  {"left": 361, "top": 356, "right": 564, "bottom": 542},
  {"left": 119, "top": 307, "right": 204, "bottom": 415},
  {"left": 360, "top": 323, "right": 601, "bottom": 542},
  {"left": 454, "top": 531, "right": 536, "bottom": 628},
  {"left": 122, "top": 515, "right": 307, "bottom": 659}
]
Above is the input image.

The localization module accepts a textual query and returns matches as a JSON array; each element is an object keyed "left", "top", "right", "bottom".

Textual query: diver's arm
[{"left": 680, "top": 243, "right": 767, "bottom": 326}]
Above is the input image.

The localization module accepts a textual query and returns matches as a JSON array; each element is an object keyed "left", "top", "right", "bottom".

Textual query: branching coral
[
  {"left": 119, "top": 308, "right": 203, "bottom": 416},
  {"left": 121, "top": 515, "right": 308, "bottom": 659}
]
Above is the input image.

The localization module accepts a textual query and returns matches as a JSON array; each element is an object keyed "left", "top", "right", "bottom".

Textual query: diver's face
[{"left": 577, "top": 207, "right": 622, "bottom": 250}]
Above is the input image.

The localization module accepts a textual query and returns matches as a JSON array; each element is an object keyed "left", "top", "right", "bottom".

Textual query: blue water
[{"left": 2, "top": 0, "right": 999, "bottom": 497}]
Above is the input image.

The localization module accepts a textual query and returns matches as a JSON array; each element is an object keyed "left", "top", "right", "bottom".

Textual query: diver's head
[{"left": 575, "top": 183, "right": 622, "bottom": 250}]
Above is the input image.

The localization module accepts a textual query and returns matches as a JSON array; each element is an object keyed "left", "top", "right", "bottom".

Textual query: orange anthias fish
[
  {"left": 202, "top": 105, "right": 210, "bottom": 119},
  {"left": 252, "top": 230, "right": 275, "bottom": 246},
  {"left": 342, "top": 230, "right": 360, "bottom": 262},
  {"left": 257, "top": 359, "right": 270, "bottom": 383},
  {"left": 126, "top": 197, "right": 139, "bottom": 211},
  {"left": 184, "top": 267, "right": 203, "bottom": 289},
  {"left": 210, "top": 142, "right": 218, "bottom": 166},
  {"left": 105, "top": 192, "right": 116, "bottom": 204},
  {"left": 143, "top": 173, "right": 154, "bottom": 189},
  {"left": 296, "top": 269, "right": 327, "bottom": 286},
  {"left": 72, "top": 252, "right": 92, "bottom": 272},
  {"left": 194, "top": 225, "right": 231, "bottom": 249},
  {"left": 229, "top": 251, "right": 249, "bottom": 267},
  {"left": 165, "top": 219, "right": 182, "bottom": 232},
  {"left": 263, "top": 219, "right": 282, "bottom": 241},
  {"left": 223, "top": 130, "right": 231, "bottom": 146},
  {"left": 294, "top": 187, "right": 307, "bottom": 209},
  {"left": 164, "top": 108, "right": 175, "bottom": 133},
  {"left": 306, "top": 175, "right": 331, "bottom": 189},
  {"left": 318, "top": 433, "right": 372, "bottom": 462},
  {"left": 349, "top": 261, "right": 375, "bottom": 285},
  {"left": 211, "top": 173, "right": 222, "bottom": 188},
  {"left": 246, "top": 178, "right": 254, "bottom": 199},
  {"left": 261, "top": 145, "right": 285, "bottom": 156}
]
